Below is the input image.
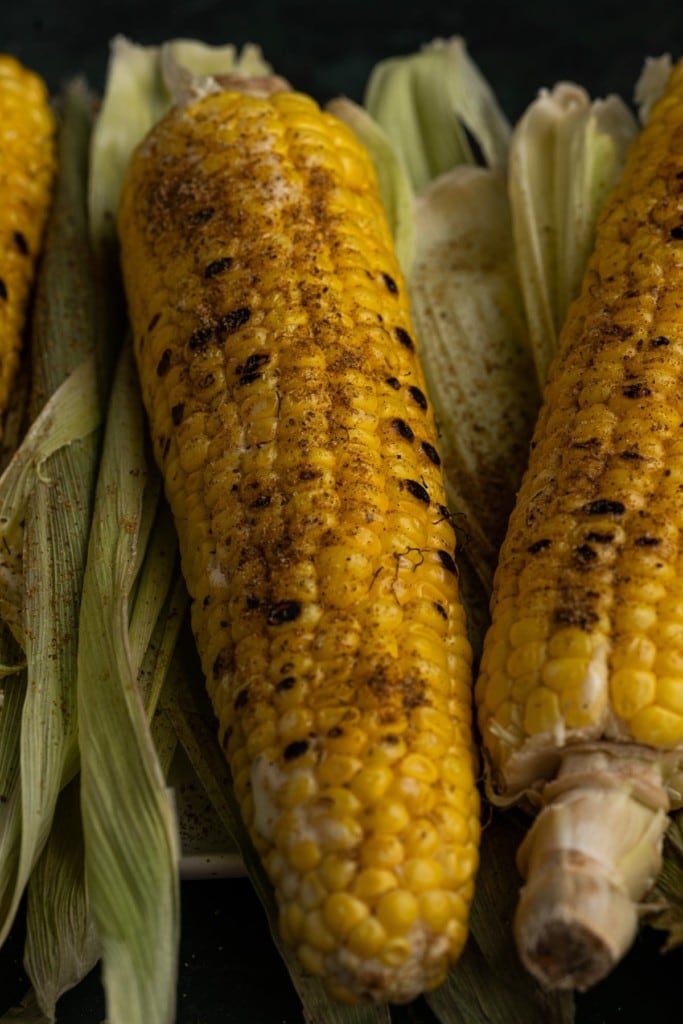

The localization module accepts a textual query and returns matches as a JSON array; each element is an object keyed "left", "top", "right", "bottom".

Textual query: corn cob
[
  {"left": 0, "top": 55, "right": 56, "bottom": 427},
  {"left": 475, "top": 57, "right": 683, "bottom": 991},
  {"left": 117, "top": 77, "right": 479, "bottom": 1004}
]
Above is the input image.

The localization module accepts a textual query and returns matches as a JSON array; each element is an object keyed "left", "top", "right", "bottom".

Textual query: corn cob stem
[{"left": 513, "top": 746, "right": 669, "bottom": 990}]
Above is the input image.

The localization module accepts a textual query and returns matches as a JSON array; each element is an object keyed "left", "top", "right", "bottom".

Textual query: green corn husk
[
  {"left": 363, "top": 36, "right": 511, "bottom": 194},
  {"left": 0, "top": 78, "right": 105, "bottom": 987},
  {"left": 409, "top": 165, "right": 539, "bottom": 597},
  {"left": 23, "top": 777, "right": 99, "bottom": 1018},
  {"left": 508, "top": 81, "right": 637, "bottom": 386},
  {"left": 75, "top": 340, "right": 181, "bottom": 1024}
]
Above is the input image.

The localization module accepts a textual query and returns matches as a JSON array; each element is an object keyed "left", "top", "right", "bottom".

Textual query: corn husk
[
  {"left": 410, "top": 165, "right": 539, "bottom": 595},
  {"left": 23, "top": 777, "right": 99, "bottom": 1017},
  {"left": 363, "top": 36, "right": 510, "bottom": 193},
  {"left": 508, "top": 82, "right": 637, "bottom": 385},
  {"left": 0, "top": 78, "right": 104, "bottom": 985},
  {"left": 75, "top": 340, "right": 182, "bottom": 1024}
]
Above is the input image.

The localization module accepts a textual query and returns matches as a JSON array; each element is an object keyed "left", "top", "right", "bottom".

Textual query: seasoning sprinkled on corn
[
  {"left": 117, "top": 75, "right": 480, "bottom": 1004},
  {"left": 476, "top": 57, "right": 683, "bottom": 990},
  {"left": 0, "top": 55, "right": 56, "bottom": 427}
]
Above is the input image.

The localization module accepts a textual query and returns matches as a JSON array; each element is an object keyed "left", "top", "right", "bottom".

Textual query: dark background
[
  {"left": 4, "top": 1, "right": 683, "bottom": 1021},
  {"left": 7, "top": 0, "right": 683, "bottom": 120}
]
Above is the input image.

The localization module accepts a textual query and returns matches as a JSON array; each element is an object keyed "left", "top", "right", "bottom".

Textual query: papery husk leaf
[
  {"left": 508, "top": 82, "right": 637, "bottom": 385},
  {"left": 0, "top": 358, "right": 29, "bottom": 476},
  {"left": 0, "top": 991, "right": 51, "bottom": 1023},
  {"left": 0, "top": 356, "right": 100, "bottom": 649},
  {"left": 409, "top": 164, "right": 539, "bottom": 593},
  {"left": 24, "top": 776, "right": 100, "bottom": 1019},
  {"left": 634, "top": 53, "right": 673, "bottom": 124},
  {"left": 645, "top": 811, "right": 683, "bottom": 948},
  {"left": 427, "top": 808, "right": 574, "bottom": 1024},
  {"left": 0, "top": 657, "right": 26, "bottom": 928},
  {"left": 159, "top": 636, "right": 390, "bottom": 1024},
  {"left": 76, "top": 342, "right": 179, "bottom": 1024},
  {"left": 326, "top": 96, "right": 415, "bottom": 275},
  {"left": 364, "top": 36, "right": 510, "bottom": 193},
  {"left": 127, "top": 498, "right": 185, "bottom": 713},
  {"left": 0, "top": 82, "right": 103, "bottom": 953}
]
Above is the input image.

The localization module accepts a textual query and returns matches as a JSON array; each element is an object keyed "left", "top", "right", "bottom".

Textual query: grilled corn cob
[
  {"left": 476, "top": 57, "right": 683, "bottom": 990},
  {"left": 117, "top": 76, "right": 479, "bottom": 1004},
  {"left": 0, "top": 55, "right": 56, "bottom": 426}
]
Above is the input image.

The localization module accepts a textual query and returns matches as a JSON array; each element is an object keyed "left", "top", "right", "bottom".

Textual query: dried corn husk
[{"left": 508, "top": 82, "right": 637, "bottom": 385}]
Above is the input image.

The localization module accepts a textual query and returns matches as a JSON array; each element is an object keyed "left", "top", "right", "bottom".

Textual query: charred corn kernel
[
  {"left": 475, "top": 58, "right": 683, "bottom": 993},
  {"left": 119, "top": 79, "right": 478, "bottom": 1005},
  {"left": 0, "top": 56, "right": 55, "bottom": 427}
]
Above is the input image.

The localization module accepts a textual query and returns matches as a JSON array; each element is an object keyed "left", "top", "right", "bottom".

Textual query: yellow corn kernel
[
  {"left": 380, "top": 937, "right": 412, "bottom": 967},
  {"left": 323, "top": 892, "right": 369, "bottom": 938},
  {"left": 522, "top": 687, "right": 562, "bottom": 736},
  {"left": 656, "top": 676, "right": 683, "bottom": 716},
  {"left": 349, "top": 764, "right": 394, "bottom": 804},
  {"left": 360, "top": 834, "right": 405, "bottom": 870},
  {"left": 346, "top": 915, "right": 387, "bottom": 959},
  {"left": 630, "top": 705, "right": 683, "bottom": 748},
  {"left": 297, "top": 943, "right": 325, "bottom": 977},
  {"left": 118, "top": 79, "right": 478, "bottom": 1005},
  {"left": 401, "top": 858, "right": 445, "bottom": 892},
  {"left": 351, "top": 868, "right": 398, "bottom": 903},
  {"left": 0, "top": 56, "right": 56, "bottom": 428},
  {"left": 302, "top": 909, "right": 338, "bottom": 954},
  {"left": 280, "top": 901, "right": 305, "bottom": 945},
  {"left": 418, "top": 890, "right": 459, "bottom": 933},
  {"left": 288, "top": 840, "right": 322, "bottom": 874},
  {"left": 610, "top": 668, "right": 657, "bottom": 720}
]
